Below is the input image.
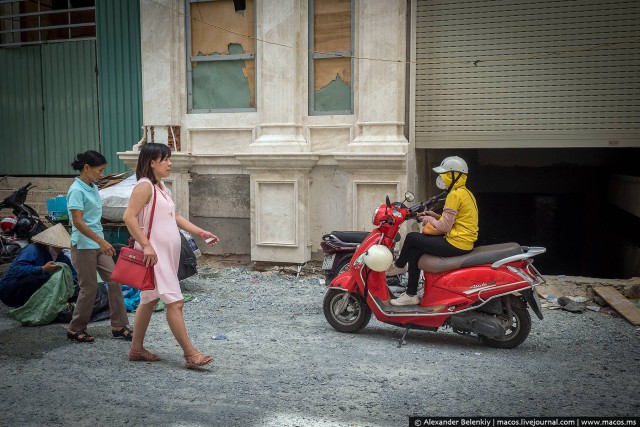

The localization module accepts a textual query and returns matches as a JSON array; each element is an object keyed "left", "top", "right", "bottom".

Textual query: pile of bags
[{"left": 99, "top": 174, "right": 138, "bottom": 222}]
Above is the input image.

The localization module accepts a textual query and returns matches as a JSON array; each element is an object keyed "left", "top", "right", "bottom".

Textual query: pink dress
[{"left": 133, "top": 178, "right": 183, "bottom": 305}]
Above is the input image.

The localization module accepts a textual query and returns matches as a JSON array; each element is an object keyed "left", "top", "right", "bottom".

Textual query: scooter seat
[
  {"left": 326, "top": 231, "right": 401, "bottom": 244},
  {"left": 417, "top": 242, "right": 523, "bottom": 273}
]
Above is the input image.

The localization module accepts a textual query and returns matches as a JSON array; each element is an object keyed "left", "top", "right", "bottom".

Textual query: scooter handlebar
[
  {"left": 2, "top": 182, "right": 35, "bottom": 209},
  {"left": 407, "top": 191, "right": 448, "bottom": 219}
]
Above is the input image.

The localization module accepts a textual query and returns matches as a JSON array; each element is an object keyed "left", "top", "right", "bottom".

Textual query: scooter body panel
[
  {"left": 329, "top": 269, "right": 358, "bottom": 293},
  {"left": 422, "top": 264, "right": 532, "bottom": 309}
]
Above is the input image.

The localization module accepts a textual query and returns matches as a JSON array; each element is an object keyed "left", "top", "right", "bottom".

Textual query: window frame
[
  {"left": 0, "top": 0, "right": 96, "bottom": 48},
  {"left": 186, "top": 0, "right": 257, "bottom": 113},
  {"left": 308, "top": 0, "right": 354, "bottom": 116}
]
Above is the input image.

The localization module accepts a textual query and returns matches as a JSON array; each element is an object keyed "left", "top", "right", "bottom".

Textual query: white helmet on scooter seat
[
  {"left": 433, "top": 156, "right": 468, "bottom": 174},
  {"left": 363, "top": 245, "right": 393, "bottom": 272}
]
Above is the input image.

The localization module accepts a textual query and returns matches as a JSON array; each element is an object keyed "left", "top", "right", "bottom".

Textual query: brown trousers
[{"left": 69, "top": 246, "right": 129, "bottom": 332}]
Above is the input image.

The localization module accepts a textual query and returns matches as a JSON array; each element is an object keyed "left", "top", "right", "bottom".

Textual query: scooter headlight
[{"left": 371, "top": 207, "right": 379, "bottom": 225}]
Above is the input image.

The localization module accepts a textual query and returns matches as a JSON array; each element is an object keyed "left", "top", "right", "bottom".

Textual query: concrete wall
[
  {"left": 0, "top": 177, "right": 74, "bottom": 219},
  {"left": 189, "top": 173, "right": 251, "bottom": 255}
]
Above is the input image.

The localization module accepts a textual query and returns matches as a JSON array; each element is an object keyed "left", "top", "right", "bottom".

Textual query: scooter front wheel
[{"left": 323, "top": 289, "right": 371, "bottom": 333}]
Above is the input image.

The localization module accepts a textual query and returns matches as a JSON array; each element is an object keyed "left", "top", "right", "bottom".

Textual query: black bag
[
  {"left": 56, "top": 282, "right": 110, "bottom": 323},
  {"left": 178, "top": 232, "right": 198, "bottom": 281}
]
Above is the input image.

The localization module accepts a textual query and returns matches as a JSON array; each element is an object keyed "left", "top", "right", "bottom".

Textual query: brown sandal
[
  {"left": 184, "top": 352, "right": 213, "bottom": 369},
  {"left": 112, "top": 326, "right": 134, "bottom": 341},
  {"left": 128, "top": 348, "right": 161, "bottom": 362},
  {"left": 67, "top": 329, "right": 94, "bottom": 343}
]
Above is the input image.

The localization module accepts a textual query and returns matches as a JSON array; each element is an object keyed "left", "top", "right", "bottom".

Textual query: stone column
[
  {"left": 332, "top": 0, "right": 409, "bottom": 237},
  {"left": 235, "top": 0, "right": 317, "bottom": 263},
  {"left": 349, "top": 0, "right": 408, "bottom": 153},
  {"left": 139, "top": 0, "right": 185, "bottom": 132},
  {"left": 251, "top": 0, "right": 307, "bottom": 152},
  {"left": 120, "top": 0, "right": 192, "bottom": 217}
]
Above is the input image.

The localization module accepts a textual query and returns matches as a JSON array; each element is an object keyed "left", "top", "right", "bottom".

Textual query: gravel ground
[{"left": 0, "top": 264, "right": 638, "bottom": 427}]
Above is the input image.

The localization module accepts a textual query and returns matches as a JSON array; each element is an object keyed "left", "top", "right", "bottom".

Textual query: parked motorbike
[
  {"left": 0, "top": 182, "right": 49, "bottom": 264},
  {"left": 323, "top": 192, "right": 546, "bottom": 349}
]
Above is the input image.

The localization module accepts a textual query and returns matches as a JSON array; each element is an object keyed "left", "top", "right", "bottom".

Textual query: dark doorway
[{"left": 422, "top": 148, "right": 640, "bottom": 279}]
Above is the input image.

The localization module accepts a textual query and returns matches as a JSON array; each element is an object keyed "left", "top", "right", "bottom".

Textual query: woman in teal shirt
[{"left": 66, "top": 151, "right": 131, "bottom": 343}]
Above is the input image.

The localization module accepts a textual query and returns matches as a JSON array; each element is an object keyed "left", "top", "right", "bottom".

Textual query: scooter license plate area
[{"left": 322, "top": 254, "right": 336, "bottom": 270}]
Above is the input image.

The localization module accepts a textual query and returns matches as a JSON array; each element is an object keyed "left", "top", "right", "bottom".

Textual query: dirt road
[{"left": 0, "top": 266, "right": 638, "bottom": 426}]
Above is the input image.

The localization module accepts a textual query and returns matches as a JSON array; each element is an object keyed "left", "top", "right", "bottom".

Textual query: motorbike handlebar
[
  {"left": 2, "top": 182, "right": 34, "bottom": 209},
  {"left": 407, "top": 191, "right": 448, "bottom": 219}
]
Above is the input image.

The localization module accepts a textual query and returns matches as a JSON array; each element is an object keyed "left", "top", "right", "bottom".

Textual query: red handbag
[{"left": 111, "top": 185, "right": 157, "bottom": 291}]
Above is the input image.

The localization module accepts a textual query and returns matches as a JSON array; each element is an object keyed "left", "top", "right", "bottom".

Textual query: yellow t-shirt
[{"left": 442, "top": 176, "right": 478, "bottom": 250}]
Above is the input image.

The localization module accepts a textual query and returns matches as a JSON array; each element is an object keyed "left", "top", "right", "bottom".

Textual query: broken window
[
  {"left": 0, "top": 0, "right": 96, "bottom": 47},
  {"left": 310, "top": 0, "right": 353, "bottom": 115},
  {"left": 187, "top": 0, "right": 255, "bottom": 112}
]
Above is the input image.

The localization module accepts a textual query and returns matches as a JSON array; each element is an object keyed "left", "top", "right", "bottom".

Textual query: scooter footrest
[{"left": 374, "top": 297, "right": 446, "bottom": 315}]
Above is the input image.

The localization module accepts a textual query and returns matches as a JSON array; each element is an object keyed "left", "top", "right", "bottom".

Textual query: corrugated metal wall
[
  {"left": 42, "top": 41, "right": 99, "bottom": 175},
  {"left": 96, "top": 0, "right": 143, "bottom": 173},
  {"left": 0, "top": 42, "right": 98, "bottom": 175},
  {"left": 0, "top": 0, "right": 142, "bottom": 176},
  {"left": 415, "top": 0, "right": 640, "bottom": 149},
  {"left": 0, "top": 47, "right": 45, "bottom": 175}
]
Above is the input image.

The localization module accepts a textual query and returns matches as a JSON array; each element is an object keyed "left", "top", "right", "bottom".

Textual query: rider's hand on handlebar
[{"left": 417, "top": 210, "right": 440, "bottom": 221}]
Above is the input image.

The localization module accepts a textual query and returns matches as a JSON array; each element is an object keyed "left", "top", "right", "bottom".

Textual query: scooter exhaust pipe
[{"left": 449, "top": 312, "right": 507, "bottom": 338}]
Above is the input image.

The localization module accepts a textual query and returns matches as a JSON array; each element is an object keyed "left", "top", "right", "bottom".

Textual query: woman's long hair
[
  {"left": 136, "top": 143, "right": 172, "bottom": 184},
  {"left": 71, "top": 150, "right": 106, "bottom": 171}
]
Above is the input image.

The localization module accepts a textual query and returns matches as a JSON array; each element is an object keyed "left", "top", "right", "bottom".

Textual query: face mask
[{"left": 436, "top": 175, "right": 448, "bottom": 190}]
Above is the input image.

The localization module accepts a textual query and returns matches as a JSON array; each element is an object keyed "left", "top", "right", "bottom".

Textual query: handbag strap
[
  {"left": 146, "top": 184, "right": 157, "bottom": 240},
  {"left": 128, "top": 182, "right": 158, "bottom": 249}
]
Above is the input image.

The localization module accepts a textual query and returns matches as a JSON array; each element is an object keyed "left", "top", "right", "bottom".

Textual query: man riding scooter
[{"left": 388, "top": 156, "right": 478, "bottom": 306}]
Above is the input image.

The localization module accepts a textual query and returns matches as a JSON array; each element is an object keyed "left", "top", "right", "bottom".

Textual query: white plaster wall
[{"left": 134, "top": 0, "right": 410, "bottom": 263}]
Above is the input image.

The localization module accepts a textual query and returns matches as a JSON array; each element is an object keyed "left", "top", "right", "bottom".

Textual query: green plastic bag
[{"left": 9, "top": 263, "right": 74, "bottom": 326}]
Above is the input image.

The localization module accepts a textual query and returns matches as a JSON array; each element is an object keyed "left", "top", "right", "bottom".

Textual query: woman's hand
[
  {"left": 417, "top": 210, "right": 440, "bottom": 221},
  {"left": 98, "top": 239, "right": 116, "bottom": 257},
  {"left": 42, "top": 261, "right": 61, "bottom": 274},
  {"left": 142, "top": 244, "right": 158, "bottom": 267},
  {"left": 199, "top": 230, "right": 220, "bottom": 246}
]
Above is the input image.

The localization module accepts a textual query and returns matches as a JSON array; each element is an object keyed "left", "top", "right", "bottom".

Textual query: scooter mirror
[
  {"left": 386, "top": 195, "right": 391, "bottom": 208},
  {"left": 404, "top": 191, "right": 415, "bottom": 203}
]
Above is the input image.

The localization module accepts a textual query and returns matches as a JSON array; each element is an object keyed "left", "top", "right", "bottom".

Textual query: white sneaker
[
  {"left": 386, "top": 264, "right": 408, "bottom": 276},
  {"left": 390, "top": 292, "right": 420, "bottom": 306}
]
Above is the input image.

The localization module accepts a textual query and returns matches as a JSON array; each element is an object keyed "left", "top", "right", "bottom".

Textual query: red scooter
[{"left": 323, "top": 192, "right": 546, "bottom": 349}]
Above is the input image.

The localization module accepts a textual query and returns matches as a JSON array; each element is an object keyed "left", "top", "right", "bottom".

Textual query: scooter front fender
[{"left": 328, "top": 269, "right": 358, "bottom": 293}]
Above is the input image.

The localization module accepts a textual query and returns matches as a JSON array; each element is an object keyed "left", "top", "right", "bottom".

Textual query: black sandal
[
  {"left": 112, "top": 326, "right": 133, "bottom": 341},
  {"left": 67, "top": 329, "right": 94, "bottom": 343}
]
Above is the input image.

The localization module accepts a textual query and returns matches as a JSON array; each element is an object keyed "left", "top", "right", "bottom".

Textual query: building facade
[
  {"left": 120, "top": 0, "right": 411, "bottom": 264},
  {"left": 1, "top": 0, "right": 638, "bottom": 277}
]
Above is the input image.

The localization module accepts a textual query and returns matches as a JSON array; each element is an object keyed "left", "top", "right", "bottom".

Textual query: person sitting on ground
[
  {"left": 0, "top": 224, "right": 76, "bottom": 308},
  {"left": 388, "top": 156, "right": 479, "bottom": 306}
]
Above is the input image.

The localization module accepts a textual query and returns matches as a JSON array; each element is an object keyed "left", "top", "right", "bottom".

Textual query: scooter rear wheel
[
  {"left": 323, "top": 289, "right": 371, "bottom": 333},
  {"left": 480, "top": 304, "right": 531, "bottom": 349},
  {"left": 324, "top": 257, "right": 352, "bottom": 286}
]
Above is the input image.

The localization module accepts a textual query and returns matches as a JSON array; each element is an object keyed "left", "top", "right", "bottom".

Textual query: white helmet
[
  {"left": 433, "top": 156, "right": 468, "bottom": 174},
  {"left": 363, "top": 245, "right": 393, "bottom": 272}
]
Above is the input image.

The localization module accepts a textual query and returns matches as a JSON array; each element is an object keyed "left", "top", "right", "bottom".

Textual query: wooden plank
[{"left": 593, "top": 286, "right": 640, "bottom": 326}]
